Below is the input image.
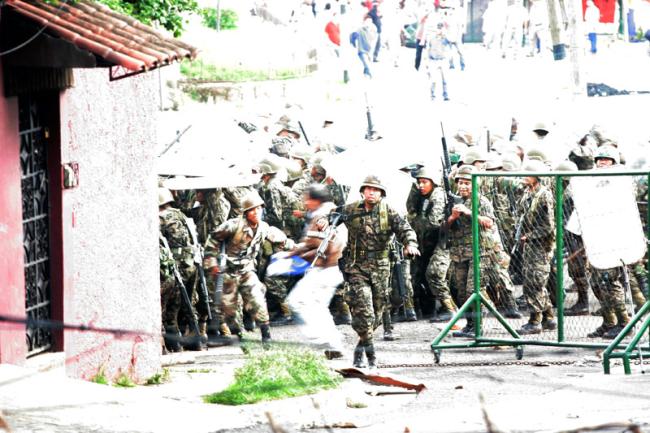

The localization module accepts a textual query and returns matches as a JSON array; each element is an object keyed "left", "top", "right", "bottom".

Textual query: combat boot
[
  {"left": 243, "top": 313, "right": 256, "bottom": 332},
  {"left": 333, "top": 312, "right": 352, "bottom": 325},
  {"left": 219, "top": 322, "right": 231, "bottom": 337},
  {"left": 603, "top": 309, "right": 630, "bottom": 339},
  {"left": 518, "top": 313, "right": 542, "bottom": 335},
  {"left": 631, "top": 286, "right": 646, "bottom": 313},
  {"left": 541, "top": 309, "right": 557, "bottom": 331},
  {"left": 270, "top": 302, "right": 293, "bottom": 326},
  {"left": 164, "top": 326, "right": 183, "bottom": 353},
  {"left": 260, "top": 323, "right": 272, "bottom": 344},
  {"left": 430, "top": 298, "right": 457, "bottom": 323},
  {"left": 199, "top": 321, "right": 208, "bottom": 339},
  {"left": 565, "top": 290, "right": 589, "bottom": 316},
  {"left": 353, "top": 344, "right": 366, "bottom": 368},
  {"left": 182, "top": 330, "right": 207, "bottom": 351},
  {"left": 365, "top": 344, "right": 377, "bottom": 369},
  {"left": 383, "top": 329, "right": 399, "bottom": 341},
  {"left": 452, "top": 317, "right": 475, "bottom": 338},
  {"left": 404, "top": 308, "right": 418, "bottom": 322}
]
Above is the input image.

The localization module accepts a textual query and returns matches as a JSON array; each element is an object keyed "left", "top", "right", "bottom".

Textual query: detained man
[{"left": 284, "top": 184, "right": 346, "bottom": 359}]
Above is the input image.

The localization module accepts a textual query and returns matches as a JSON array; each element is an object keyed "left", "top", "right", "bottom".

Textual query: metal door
[{"left": 19, "top": 94, "right": 53, "bottom": 357}]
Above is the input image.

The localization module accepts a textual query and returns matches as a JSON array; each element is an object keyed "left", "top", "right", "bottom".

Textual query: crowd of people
[{"left": 157, "top": 107, "right": 649, "bottom": 368}]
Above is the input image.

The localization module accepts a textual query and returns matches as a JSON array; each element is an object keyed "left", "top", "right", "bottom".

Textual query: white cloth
[{"left": 287, "top": 266, "right": 345, "bottom": 352}]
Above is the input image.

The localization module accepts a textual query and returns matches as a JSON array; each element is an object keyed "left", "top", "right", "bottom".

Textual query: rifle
[
  {"left": 364, "top": 92, "right": 380, "bottom": 141},
  {"left": 186, "top": 219, "right": 212, "bottom": 321},
  {"left": 298, "top": 120, "right": 312, "bottom": 147},
  {"left": 510, "top": 213, "right": 525, "bottom": 256},
  {"left": 312, "top": 213, "right": 342, "bottom": 266},
  {"left": 391, "top": 239, "right": 408, "bottom": 307},
  {"left": 213, "top": 241, "right": 227, "bottom": 329},
  {"left": 158, "top": 124, "right": 192, "bottom": 157},
  {"left": 161, "top": 236, "right": 201, "bottom": 340},
  {"left": 486, "top": 128, "right": 491, "bottom": 153},
  {"left": 439, "top": 123, "right": 462, "bottom": 240}
]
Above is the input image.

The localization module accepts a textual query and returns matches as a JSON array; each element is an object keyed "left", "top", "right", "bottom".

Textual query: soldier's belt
[{"left": 356, "top": 250, "right": 389, "bottom": 259}]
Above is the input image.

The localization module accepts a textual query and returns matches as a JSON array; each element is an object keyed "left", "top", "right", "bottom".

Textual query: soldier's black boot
[
  {"left": 452, "top": 317, "right": 475, "bottom": 338},
  {"left": 164, "top": 326, "right": 183, "bottom": 353},
  {"left": 243, "top": 313, "right": 256, "bottom": 332},
  {"left": 565, "top": 290, "right": 589, "bottom": 316},
  {"left": 382, "top": 311, "right": 399, "bottom": 341},
  {"left": 260, "top": 323, "right": 272, "bottom": 345},
  {"left": 365, "top": 344, "right": 377, "bottom": 369},
  {"left": 541, "top": 308, "right": 557, "bottom": 331},
  {"left": 518, "top": 313, "right": 542, "bottom": 335},
  {"left": 404, "top": 307, "right": 418, "bottom": 322},
  {"left": 353, "top": 343, "right": 366, "bottom": 368}
]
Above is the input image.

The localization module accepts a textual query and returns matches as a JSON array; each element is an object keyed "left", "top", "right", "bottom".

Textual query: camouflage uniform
[
  {"left": 340, "top": 197, "right": 418, "bottom": 364},
  {"left": 448, "top": 195, "right": 495, "bottom": 318},
  {"left": 204, "top": 215, "right": 291, "bottom": 336},
  {"left": 518, "top": 182, "right": 556, "bottom": 325},
  {"left": 224, "top": 186, "right": 255, "bottom": 219},
  {"left": 159, "top": 232, "right": 181, "bottom": 351},
  {"left": 159, "top": 205, "right": 201, "bottom": 336},
  {"left": 258, "top": 177, "right": 300, "bottom": 321},
  {"left": 408, "top": 185, "right": 449, "bottom": 315}
]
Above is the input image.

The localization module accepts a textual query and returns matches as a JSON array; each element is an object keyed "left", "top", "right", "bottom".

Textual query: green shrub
[
  {"left": 200, "top": 7, "right": 238, "bottom": 30},
  {"left": 204, "top": 347, "right": 342, "bottom": 405}
]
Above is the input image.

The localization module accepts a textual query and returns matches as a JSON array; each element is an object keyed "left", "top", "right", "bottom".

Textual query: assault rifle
[
  {"left": 364, "top": 92, "right": 380, "bottom": 141},
  {"left": 186, "top": 219, "right": 212, "bottom": 321},
  {"left": 158, "top": 124, "right": 191, "bottom": 157},
  {"left": 439, "top": 122, "right": 462, "bottom": 239},
  {"left": 510, "top": 214, "right": 525, "bottom": 256},
  {"left": 298, "top": 120, "right": 312, "bottom": 147},
  {"left": 312, "top": 213, "right": 342, "bottom": 266},
  {"left": 161, "top": 236, "right": 201, "bottom": 342},
  {"left": 213, "top": 241, "right": 227, "bottom": 330},
  {"left": 391, "top": 239, "right": 408, "bottom": 306}
]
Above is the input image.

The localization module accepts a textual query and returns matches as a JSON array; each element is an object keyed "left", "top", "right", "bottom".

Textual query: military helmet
[
  {"left": 454, "top": 129, "right": 474, "bottom": 147},
  {"left": 526, "top": 147, "right": 549, "bottom": 163},
  {"left": 413, "top": 166, "right": 442, "bottom": 185},
  {"left": 462, "top": 148, "right": 488, "bottom": 165},
  {"left": 290, "top": 147, "right": 312, "bottom": 163},
  {"left": 522, "top": 159, "right": 547, "bottom": 174},
  {"left": 532, "top": 121, "right": 549, "bottom": 134},
  {"left": 554, "top": 160, "right": 578, "bottom": 172},
  {"left": 501, "top": 152, "right": 521, "bottom": 172},
  {"left": 359, "top": 174, "right": 387, "bottom": 196},
  {"left": 454, "top": 165, "right": 477, "bottom": 181},
  {"left": 486, "top": 152, "right": 503, "bottom": 170},
  {"left": 242, "top": 191, "right": 265, "bottom": 213},
  {"left": 270, "top": 136, "right": 294, "bottom": 157},
  {"left": 594, "top": 145, "right": 620, "bottom": 165},
  {"left": 158, "top": 187, "right": 175, "bottom": 206},
  {"left": 285, "top": 159, "right": 304, "bottom": 182}
]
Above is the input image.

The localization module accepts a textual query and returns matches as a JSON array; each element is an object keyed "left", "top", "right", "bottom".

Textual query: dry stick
[
  {"left": 557, "top": 423, "right": 641, "bottom": 433},
  {"left": 479, "top": 394, "right": 504, "bottom": 433},
  {"left": 265, "top": 412, "right": 288, "bottom": 433}
]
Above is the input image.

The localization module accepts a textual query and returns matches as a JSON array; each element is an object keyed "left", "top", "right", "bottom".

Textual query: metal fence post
[
  {"left": 555, "top": 174, "right": 565, "bottom": 343},
  {"left": 472, "top": 174, "right": 481, "bottom": 338}
]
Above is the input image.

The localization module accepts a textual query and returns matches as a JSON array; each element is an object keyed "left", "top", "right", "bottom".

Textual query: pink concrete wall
[
  {"left": 59, "top": 68, "right": 161, "bottom": 382},
  {"left": 0, "top": 62, "right": 27, "bottom": 365}
]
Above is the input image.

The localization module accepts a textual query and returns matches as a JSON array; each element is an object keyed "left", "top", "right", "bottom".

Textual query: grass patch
[
  {"left": 204, "top": 346, "right": 342, "bottom": 405},
  {"left": 90, "top": 368, "right": 108, "bottom": 385},
  {"left": 180, "top": 59, "right": 308, "bottom": 83},
  {"left": 145, "top": 368, "right": 171, "bottom": 385},
  {"left": 113, "top": 373, "right": 136, "bottom": 388}
]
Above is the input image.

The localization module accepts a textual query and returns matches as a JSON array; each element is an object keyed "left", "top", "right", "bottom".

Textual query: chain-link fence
[{"left": 431, "top": 170, "right": 650, "bottom": 373}]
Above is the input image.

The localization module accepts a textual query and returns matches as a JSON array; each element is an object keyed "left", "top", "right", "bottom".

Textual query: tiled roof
[{"left": 6, "top": 0, "right": 198, "bottom": 72}]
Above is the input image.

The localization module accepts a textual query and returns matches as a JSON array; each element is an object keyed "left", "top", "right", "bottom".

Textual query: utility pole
[
  {"left": 565, "top": 0, "right": 584, "bottom": 95},
  {"left": 546, "top": 0, "right": 566, "bottom": 59}
]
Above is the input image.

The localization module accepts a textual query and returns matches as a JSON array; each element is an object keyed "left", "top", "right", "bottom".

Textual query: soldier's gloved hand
[{"left": 403, "top": 245, "right": 420, "bottom": 258}]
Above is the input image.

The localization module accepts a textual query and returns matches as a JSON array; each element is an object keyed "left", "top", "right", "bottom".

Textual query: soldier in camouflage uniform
[
  {"left": 159, "top": 188, "right": 205, "bottom": 351},
  {"left": 203, "top": 191, "right": 293, "bottom": 343},
  {"left": 481, "top": 156, "right": 522, "bottom": 318},
  {"left": 256, "top": 160, "right": 301, "bottom": 324},
  {"left": 586, "top": 147, "right": 633, "bottom": 338},
  {"left": 407, "top": 166, "right": 455, "bottom": 321},
  {"left": 159, "top": 232, "right": 182, "bottom": 352},
  {"left": 194, "top": 189, "right": 232, "bottom": 340},
  {"left": 340, "top": 175, "right": 419, "bottom": 368},
  {"left": 224, "top": 186, "right": 255, "bottom": 219},
  {"left": 514, "top": 160, "right": 557, "bottom": 334},
  {"left": 447, "top": 166, "right": 497, "bottom": 338}
]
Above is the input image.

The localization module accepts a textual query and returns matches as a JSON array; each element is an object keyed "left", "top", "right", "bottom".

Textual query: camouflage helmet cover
[
  {"left": 158, "top": 187, "right": 175, "bottom": 206},
  {"left": 242, "top": 191, "right": 265, "bottom": 213},
  {"left": 522, "top": 159, "right": 547, "bottom": 173},
  {"left": 554, "top": 160, "right": 578, "bottom": 172},
  {"left": 359, "top": 174, "right": 387, "bottom": 196},
  {"left": 454, "top": 164, "right": 477, "bottom": 181},
  {"left": 413, "top": 166, "right": 442, "bottom": 185},
  {"left": 285, "top": 159, "right": 304, "bottom": 182},
  {"left": 526, "top": 147, "right": 549, "bottom": 163},
  {"left": 486, "top": 152, "right": 503, "bottom": 170},
  {"left": 462, "top": 148, "right": 488, "bottom": 165},
  {"left": 501, "top": 152, "right": 522, "bottom": 172}
]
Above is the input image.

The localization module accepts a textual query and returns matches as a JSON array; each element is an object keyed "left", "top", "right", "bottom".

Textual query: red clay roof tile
[{"left": 6, "top": 0, "right": 198, "bottom": 72}]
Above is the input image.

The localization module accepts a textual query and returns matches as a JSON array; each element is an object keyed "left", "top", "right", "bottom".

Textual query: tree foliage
[{"left": 96, "top": 0, "right": 198, "bottom": 37}]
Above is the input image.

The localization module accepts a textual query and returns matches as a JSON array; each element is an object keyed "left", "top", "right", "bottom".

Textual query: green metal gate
[{"left": 430, "top": 170, "right": 650, "bottom": 374}]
